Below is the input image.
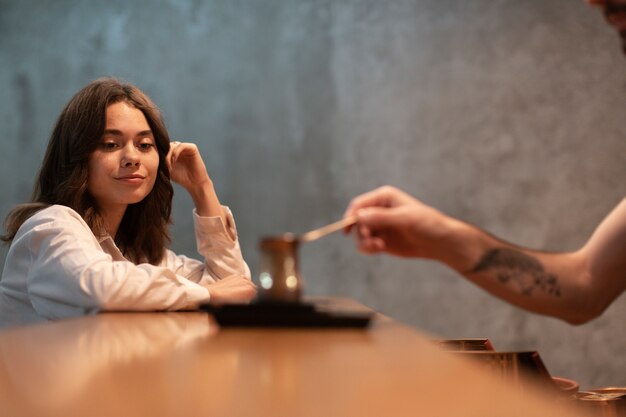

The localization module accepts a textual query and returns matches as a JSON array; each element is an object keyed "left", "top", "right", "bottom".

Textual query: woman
[{"left": 0, "top": 77, "right": 255, "bottom": 328}]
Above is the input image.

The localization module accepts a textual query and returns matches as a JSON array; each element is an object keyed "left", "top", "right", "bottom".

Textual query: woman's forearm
[{"left": 188, "top": 181, "right": 226, "bottom": 223}]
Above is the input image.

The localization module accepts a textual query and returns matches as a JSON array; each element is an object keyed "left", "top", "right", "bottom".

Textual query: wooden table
[{"left": 0, "top": 298, "right": 589, "bottom": 417}]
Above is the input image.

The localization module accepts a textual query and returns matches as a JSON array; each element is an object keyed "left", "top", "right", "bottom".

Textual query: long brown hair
[{"left": 1, "top": 77, "right": 174, "bottom": 264}]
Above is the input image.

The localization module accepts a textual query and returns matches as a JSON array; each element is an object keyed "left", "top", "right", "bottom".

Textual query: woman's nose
[{"left": 120, "top": 145, "right": 140, "bottom": 167}]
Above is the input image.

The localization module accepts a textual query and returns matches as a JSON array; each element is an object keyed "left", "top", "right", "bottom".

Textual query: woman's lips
[{"left": 116, "top": 175, "right": 145, "bottom": 184}]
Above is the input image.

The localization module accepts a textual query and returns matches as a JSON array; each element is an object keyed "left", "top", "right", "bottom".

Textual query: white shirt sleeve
[
  {"left": 159, "top": 207, "right": 252, "bottom": 285},
  {"left": 3, "top": 205, "right": 248, "bottom": 320}
]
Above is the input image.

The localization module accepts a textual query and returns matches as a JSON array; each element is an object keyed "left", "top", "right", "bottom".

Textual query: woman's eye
[
  {"left": 138, "top": 142, "right": 155, "bottom": 151},
  {"left": 99, "top": 142, "right": 118, "bottom": 150}
]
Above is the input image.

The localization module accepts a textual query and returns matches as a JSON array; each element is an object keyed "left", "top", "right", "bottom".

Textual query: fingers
[
  {"left": 168, "top": 141, "right": 196, "bottom": 163},
  {"left": 345, "top": 186, "right": 394, "bottom": 215},
  {"left": 207, "top": 275, "right": 258, "bottom": 304},
  {"left": 167, "top": 140, "right": 183, "bottom": 172},
  {"left": 167, "top": 141, "right": 205, "bottom": 178},
  {"left": 348, "top": 204, "right": 410, "bottom": 255},
  {"left": 344, "top": 185, "right": 410, "bottom": 217},
  {"left": 357, "top": 236, "right": 386, "bottom": 254},
  {"left": 346, "top": 207, "right": 396, "bottom": 239},
  {"left": 347, "top": 221, "right": 386, "bottom": 254},
  {"left": 352, "top": 224, "right": 386, "bottom": 254},
  {"left": 343, "top": 186, "right": 426, "bottom": 257},
  {"left": 343, "top": 185, "right": 401, "bottom": 233},
  {"left": 216, "top": 274, "right": 258, "bottom": 290}
]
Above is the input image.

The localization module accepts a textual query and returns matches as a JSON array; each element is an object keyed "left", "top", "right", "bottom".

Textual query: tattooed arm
[
  {"left": 344, "top": 186, "right": 626, "bottom": 324},
  {"left": 465, "top": 197, "right": 626, "bottom": 324},
  {"left": 463, "top": 243, "right": 591, "bottom": 324}
]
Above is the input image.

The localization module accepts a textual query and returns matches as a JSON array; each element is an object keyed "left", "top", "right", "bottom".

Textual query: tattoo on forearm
[{"left": 470, "top": 248, "right": 561, "bottom": 297}]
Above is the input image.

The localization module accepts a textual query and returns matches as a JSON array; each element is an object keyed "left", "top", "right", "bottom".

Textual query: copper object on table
[
  {"left": 256, "top": 216, "right": 357, "bottom": 303},
  {"left": 257, "top": 234, "right": 303, "bottom": 303},
  {"left": 435, "top": 338, "right": 496, "bottom": 351},
  {"left": 452, "top": 351, "right": 558, "bottom": 392},
  {"left": 552, "top": 376, "right": 579, "bottom": 397},
  {"left": 577, "top": 388, "right": 626, "bottom": 416},
  {"left": 442, "top": 344, "right": 582, "bottom": 401}
]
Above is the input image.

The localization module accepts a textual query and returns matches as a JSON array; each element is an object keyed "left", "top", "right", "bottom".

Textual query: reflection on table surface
[{"left": 0, "top": 297, "right": 590, "bottom": 417}]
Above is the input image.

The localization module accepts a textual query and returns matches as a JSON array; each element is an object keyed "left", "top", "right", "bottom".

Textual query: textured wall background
[{"left": 1, "top": 0, "right": 625, "bottom": 389}]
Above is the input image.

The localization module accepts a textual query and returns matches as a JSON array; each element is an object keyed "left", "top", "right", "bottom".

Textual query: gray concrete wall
[{"left": 1, "top": 0, "right": 625, "bottom": 389}]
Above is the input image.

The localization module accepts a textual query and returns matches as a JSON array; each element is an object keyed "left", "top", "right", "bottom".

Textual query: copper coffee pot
[{"left": 256, "top": 216, "right": 357, "bottom": 303}]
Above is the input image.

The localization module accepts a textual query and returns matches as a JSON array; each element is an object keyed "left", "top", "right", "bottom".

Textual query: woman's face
[{"left": 87, "top": 101, "right": 160, "bottom": 215}]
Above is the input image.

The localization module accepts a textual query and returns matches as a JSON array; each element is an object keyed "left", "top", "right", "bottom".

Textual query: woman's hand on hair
[
  {"left": 167, "top": 141, "right": 211, "bottom": 192},
  {"left": 168, "top": 141, "right": 226, "bottom": 222},
  {"left": 205, "top": 275, "right": 257, "bottom": 304}
]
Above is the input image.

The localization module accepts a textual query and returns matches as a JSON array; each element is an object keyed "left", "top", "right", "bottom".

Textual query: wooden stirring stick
[{"left": 299, "top": 216, "right": 358, "bottom": 243}]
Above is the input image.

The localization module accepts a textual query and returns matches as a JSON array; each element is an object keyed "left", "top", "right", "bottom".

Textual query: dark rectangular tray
[{"left": 200, "top": 301, "right": 373, "bottom": 328}]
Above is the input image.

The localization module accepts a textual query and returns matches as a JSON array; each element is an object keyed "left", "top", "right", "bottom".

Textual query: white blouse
[{"left": 0, "top": 205, "right": 251, "bottom": 328}]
